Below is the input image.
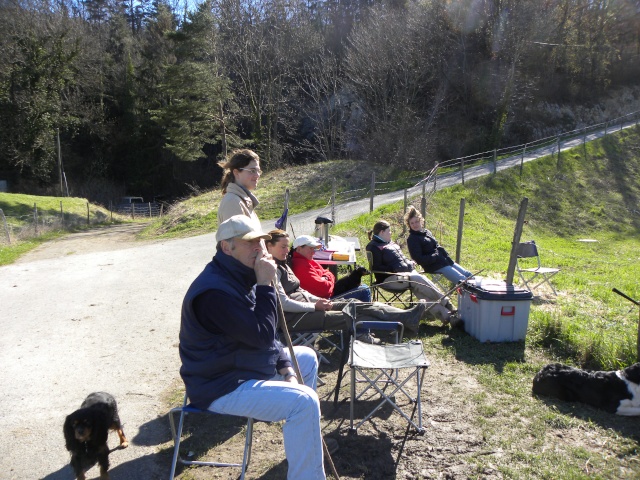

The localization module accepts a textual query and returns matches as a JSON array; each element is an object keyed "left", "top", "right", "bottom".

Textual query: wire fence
[
  {"left": 110, "top": 201, "right": 163, "bottom": 218},
  {"left": 283, "top": 110, "right": 640, "bottom": 236},
  {"left": 0, "top": 200, "right": 165, "bottom": 246}
]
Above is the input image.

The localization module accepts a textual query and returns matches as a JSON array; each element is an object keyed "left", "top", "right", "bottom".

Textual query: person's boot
[
  {"left": 382, "top": 300, "right": 426, "bottom": 334},
  {"left": 442, "top": 296, "right": 456, "bottom": 313}
]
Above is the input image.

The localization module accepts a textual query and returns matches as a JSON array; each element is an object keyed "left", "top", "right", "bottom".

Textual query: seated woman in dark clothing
[
  {"left": 365, "top": 220, "right": 457, "bottom": 326},
  {"left": 265, "top": 229, "right": 426, "bottom": 336},
  {"left": 404, "top": 206, "right": 473, "bottom": 284}
]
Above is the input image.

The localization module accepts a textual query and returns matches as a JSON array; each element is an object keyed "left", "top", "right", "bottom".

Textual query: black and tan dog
[
  {"left": 63, "top": 392, "right": 128, "bottom": 480},
  {"left": 532, "top": 363, "right": 640, "bottom": 416}
]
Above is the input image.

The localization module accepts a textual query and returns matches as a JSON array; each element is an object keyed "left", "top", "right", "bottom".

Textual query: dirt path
[{"left": 15, "top": 223, "right": 157, "bottom": 263}]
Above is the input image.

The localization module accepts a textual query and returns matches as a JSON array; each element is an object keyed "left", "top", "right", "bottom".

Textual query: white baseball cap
[
  {"left": 216, "top": 215, "right": 271, "bottom": 242},
  {"left": 292, "top": 235, "right": 322, "bottom": 249}
]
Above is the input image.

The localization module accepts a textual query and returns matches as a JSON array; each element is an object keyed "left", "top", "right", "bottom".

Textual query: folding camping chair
[
  {"left": 169, "top": 393, "right": 254, "bottom": 480},
  {"left": 516, "top": 240, "right": 560, "bottom": 295},
  {"left": 366, "top": 250, "right": 414, "bottom": 307},
  {"left": 334, "top": 302, "right": 430, "bottom": 434}
]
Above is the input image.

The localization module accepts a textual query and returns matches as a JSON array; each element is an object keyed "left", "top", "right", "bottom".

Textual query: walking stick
[
  {"left": 612, "top": 288, "right": 640, "bottom": 362},
  {"left": 272, "top": 280, "right": 341, "bottom": 480}
]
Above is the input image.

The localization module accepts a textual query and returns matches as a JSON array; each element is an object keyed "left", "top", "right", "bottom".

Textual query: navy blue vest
[{"left": 179, "top": 252, "right": 280, "bottom": 409}]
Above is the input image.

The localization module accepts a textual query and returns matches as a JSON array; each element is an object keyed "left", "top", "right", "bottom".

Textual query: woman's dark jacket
[
  {"left": 407, "top": 228, "right": 453, "bottom": 273},
  {"left": 365, "top": 235, "right": 413, "bottom": 283}
]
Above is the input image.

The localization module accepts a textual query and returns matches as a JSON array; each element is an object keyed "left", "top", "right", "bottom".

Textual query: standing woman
[
  {"left": 217, "top": 149, "right": 262, "bottom": 226},
  {"left": 405, "top": 206, "right": 473, "bottom": 284}
]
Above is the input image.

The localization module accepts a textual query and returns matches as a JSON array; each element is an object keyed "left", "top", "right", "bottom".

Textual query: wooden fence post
[
  {"left": 612, "top": 289, "right": 640, "bottom": 362},
  {"left": 131, "top": 203, "right": 135, "bottom": 219},
  {"left": 369, "top": 172, "right": 375, "bottom": 213},
  {"left": 0, "top": 208, "right": 11, "bottom": 244},
  {"left": 331, "top": 181, "right": 336, "bottom": 223},
  {"left": 283, "top": 188, "right": 290, "bottom": 229},
  {"left": 506, "top": 197, "right": 529, "bottom": 286},
  {"left": 420, "top": 183, "right": 426, "bottom": 220},
  {"left": 34, "top": 203, "right": 38, "bottom": 235},
  {"left": 402, "top": 189, "right": 408, "bottom": 235},
  {"left": 460, "top": 157, "right": 465, "bottom": 185},
  {"left": 86, "top": 202, "right": 90, "bottom": 225},
  {"left": 493, "top": 149, "right": 497, "bottom": 174},
  {"left": 604, "top": 121, "right": 608, "bottom": 136},
  {"left": 557, "top": 135, "right": 561, "bottom": 167},
  {"left": 520, "top": 144, "right": 526, "bottom": 176},
  {"left": 433, "top": 165, "right": 438, "bottom": 192},
  {"left": 455, "top": 198, "right": 465, "bottom": 264}
]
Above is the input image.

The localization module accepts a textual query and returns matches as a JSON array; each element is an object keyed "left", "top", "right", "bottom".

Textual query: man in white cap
[{"left": 179, "top": 215, "right": 330, "bottom": 479}]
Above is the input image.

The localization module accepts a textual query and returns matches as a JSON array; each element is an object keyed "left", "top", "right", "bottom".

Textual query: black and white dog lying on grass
[{"left": 532, "top": 363, "right": 640, "bottom": 416}]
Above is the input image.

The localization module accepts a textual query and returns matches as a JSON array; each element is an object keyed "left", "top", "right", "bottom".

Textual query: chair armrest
[{"left": 355, "top": 320, "right": 402, "bottom": 332}]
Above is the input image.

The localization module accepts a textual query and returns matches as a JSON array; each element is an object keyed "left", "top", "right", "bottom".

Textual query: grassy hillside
[
  {"left": 0, "top": 193, "right": 123, "bottom": 264},
  {"left": 332, "top": 127, "right": 640, "bottom": 369}
]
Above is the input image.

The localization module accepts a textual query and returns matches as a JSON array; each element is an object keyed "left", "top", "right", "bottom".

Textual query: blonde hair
[
  {"left": 367, "top": 220, "right": 390, "bottom": 240},
  {"left": 404, "top": 205, "right": 423, "bottom": 229},
  {"left": 219, "top": 149, "right": 260, "bottom": 193}
]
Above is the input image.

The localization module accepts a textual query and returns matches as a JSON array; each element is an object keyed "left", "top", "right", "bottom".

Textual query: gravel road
[{"left": 1, "top": 229, "right": 217, "bottom": 479}]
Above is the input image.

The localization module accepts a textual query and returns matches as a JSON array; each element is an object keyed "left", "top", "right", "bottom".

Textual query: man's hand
[
  {"left": 255, "top": 248, "right": 277, "bottom": 285},
  {"left": 314, "top": 299, "right": 333, "bottom": 311},
  {"left": 279, "top": 368, "right": 299, "bottom": 384}
]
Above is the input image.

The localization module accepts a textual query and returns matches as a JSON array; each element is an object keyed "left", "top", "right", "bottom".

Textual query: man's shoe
[
  {"left": 356, "top": 332, "right": 381, "bottom": 345},
  {"left": 324, "top": 437, "right": 339, "bottom": 455},
  {"left": 403, "top": 300, "right": 427, "bottom": 333}
]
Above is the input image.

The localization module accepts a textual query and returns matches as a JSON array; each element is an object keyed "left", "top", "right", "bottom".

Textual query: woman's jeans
[
  {"left": 333, "top": 284, "right": 371, "bottom": 302},
  {"left": 435, "top": 263, "right": 473, "bottom": 283},
  {"left": 207, "top": 346, "right": 325, "bottom": 480}
]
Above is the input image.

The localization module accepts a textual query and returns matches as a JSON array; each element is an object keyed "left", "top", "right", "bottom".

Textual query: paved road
[
  {"left": 0, "top": 119, "right": 635, "bottom": 479},
  {"left": 0, "top": 233, "right": 216, "bottom": 479}
]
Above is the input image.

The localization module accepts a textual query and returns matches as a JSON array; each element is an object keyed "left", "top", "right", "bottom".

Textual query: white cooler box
[{"left": 457, "top": 279, "right": 533, "bottom": 342}]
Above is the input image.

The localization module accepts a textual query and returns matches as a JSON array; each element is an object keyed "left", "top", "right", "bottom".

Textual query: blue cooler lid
[{"left": 462, "top": 282, "right": 533, "bottom": 300}]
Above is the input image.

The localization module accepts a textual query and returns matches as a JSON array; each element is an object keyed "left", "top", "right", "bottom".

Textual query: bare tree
[{"left": 344, "top": 2, "right": 453, "bottom": 167}]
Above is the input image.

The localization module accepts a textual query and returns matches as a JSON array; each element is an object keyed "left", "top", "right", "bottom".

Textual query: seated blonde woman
[
  {"left": 365, "top": 220, "right": 457, "bottom": 326},
  {"left": 405, "top": 206, "right": 473, "bottom": 284},
  {"left": 265, "top": 229, "right": 427, "bottom": 337}
]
